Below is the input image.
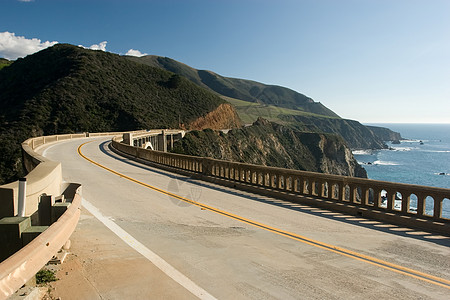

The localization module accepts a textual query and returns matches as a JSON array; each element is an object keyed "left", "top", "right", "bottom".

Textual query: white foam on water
[
  {"left": 423, "top": 150, "right": 450, "bottom": 153},
  {"left": 352, "top": 149, "right": 374, "bottom": 155},
  {"left": 373, "top": 160, "right": 400, "bottom": 166},
  {"left": 390, "top": 147, "right": 413, "bottom": 152}
]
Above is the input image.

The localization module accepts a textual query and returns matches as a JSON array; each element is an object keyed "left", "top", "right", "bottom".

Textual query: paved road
[{"left": 38, "top": 137, "right": 450, "bottom": 299}]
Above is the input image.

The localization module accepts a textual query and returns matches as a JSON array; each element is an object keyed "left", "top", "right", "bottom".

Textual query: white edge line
[
  {"left": 81, "top": 198, "right": 217, "bottom": 300},
  {"left": 42, "top": 143, "right": 58, "bottom": 157}
]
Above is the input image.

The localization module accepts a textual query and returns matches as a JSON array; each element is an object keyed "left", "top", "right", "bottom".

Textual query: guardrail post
[
  {"left": 416, "top": 193, "right": 425, "bottom": 217},
  {"left": 202, "top": 158, "right": 212, "bottom": 176},
  {"left": 17, "top": 178, "right": 27, "bottom": 217},
  {"left": 401, "top": 190, "right": 409, "bottom": 213},
  {"left": 319, "top": 180, "right": 325, "bottom": 197},
  {"left": 434, "top": 196, "right": 443, "bottom": 220},
  {"left": 387, "top": 190, "right": 395, "bottom": 211}
]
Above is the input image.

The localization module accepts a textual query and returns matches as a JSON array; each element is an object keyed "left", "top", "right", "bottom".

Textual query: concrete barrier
[
  {"left": 1, "top": 140, "right": 62, "bottom": 220},
  {"left": 0, "top": 132, "right": 117, "bottom": 299},
  {"left": 111, "top": 135, "right": 450, "bottom": 235},
  {"left": 0, "top": 187, "right": 81, "bottom": 299},
  {"left": 0, "top": 131, "right": 152, "bottom": 298}
]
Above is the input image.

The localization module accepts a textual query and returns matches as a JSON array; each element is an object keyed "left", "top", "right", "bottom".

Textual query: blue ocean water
[{"left": 353, "top": 123, "right": 450, "bottom": 218}]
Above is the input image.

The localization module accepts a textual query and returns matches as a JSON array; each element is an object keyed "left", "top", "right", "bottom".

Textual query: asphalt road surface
[{"left": 38, "top": 137, "right": 450, "bottom": 299}]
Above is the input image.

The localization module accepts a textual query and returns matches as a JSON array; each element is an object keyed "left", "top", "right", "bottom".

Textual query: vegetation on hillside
[
  {"left": 0, "top": 58, "right": 12, "bottom": 70},
  {"left": 0, "top": 44, "right": 229, "bottom": 184},
  {"left": 224, "top": 96, "right": 339, "bottom": 124},
  {"left": 127, "top": 55, "right": 339, "bottom": 117}
]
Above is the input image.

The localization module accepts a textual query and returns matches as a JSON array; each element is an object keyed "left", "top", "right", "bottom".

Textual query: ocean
[{"left": 353, "top": 123, "right": 450, "bottom": 219}]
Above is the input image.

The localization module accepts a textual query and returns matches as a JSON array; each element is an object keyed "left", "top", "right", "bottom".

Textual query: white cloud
[
  {"left": 0, "top": 32, "right": 146, "bottom": 61},
  {"left": 0, "top": 31, "right": 58, "bottom": 60},
  {"left": 125, "top": 49, "right": 148, "bottom": 57},
  {"left": 79, "top": 41, "right": 108, "bottom": 51}
]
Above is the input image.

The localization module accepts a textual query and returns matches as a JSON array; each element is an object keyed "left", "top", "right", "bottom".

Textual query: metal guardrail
[{"left": 112, "top": 135, "right": 450, "bottom": 235}]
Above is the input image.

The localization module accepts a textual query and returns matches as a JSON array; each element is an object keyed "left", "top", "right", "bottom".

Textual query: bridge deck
[{"left": 38, "top": 137, "right": 450, "bottom": 299}]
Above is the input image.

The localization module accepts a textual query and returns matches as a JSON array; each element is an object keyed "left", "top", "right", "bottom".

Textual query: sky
[{"left": 1, "top": 0, "right": 449, "bottom": 124}]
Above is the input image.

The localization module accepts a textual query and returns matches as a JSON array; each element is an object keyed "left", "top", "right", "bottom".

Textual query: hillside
[
  {"left": 127, "top": 55, "right": 339, "bottom": 118},
  {"left": 0, "top": 44, "right": 240, "bottom": 184},
  {"left": 0, "top": 58, "right": 12, "bottom": 70},
  {"left": 127, "top": 55, "right": 401, "bottom": 149},
  {"left": 172, "top": 118, "right": 367, "bottom": 178}
]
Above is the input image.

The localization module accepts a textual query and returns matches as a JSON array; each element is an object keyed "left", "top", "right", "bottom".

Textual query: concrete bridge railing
[
  {"left": 112, "top": 134, "right": 450, "bottom": 235},
  {"left": 0, "top": 131, "right": 130, "bottom": 299}
]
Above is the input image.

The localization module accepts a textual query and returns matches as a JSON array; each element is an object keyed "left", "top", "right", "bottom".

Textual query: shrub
[{"left": 36, "top": 269, "right": 57, "bottom": 284}]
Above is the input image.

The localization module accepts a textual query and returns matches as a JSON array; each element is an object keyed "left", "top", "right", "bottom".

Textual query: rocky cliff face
[
  {"left": 188, "top": 103, "right": 242, "bottom": 130},
  {"left": 172, "top": 118, "right": 367, "bottom": 178}
]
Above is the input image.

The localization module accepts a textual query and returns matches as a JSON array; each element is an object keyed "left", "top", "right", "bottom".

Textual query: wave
[
  {"left": 352, "top": 149, "right": 374, "bottom": 155},
  {"left": 358, "top": 161, "right": 377, "bottom": 165},
  {"left": 390, "top": 147, "right": 413, "bottom": 152},
  {"left": 373, "top": 160, "right": 400, "bottom": 166},
  {"left": 422, "top": 150, "right": 450, "bottom": 153},
  {"left": 400, "top": 139, "right": 431, "bottom": 143},
  {"left": 434, "top": 172, "right": 450, "bottom": 176}
]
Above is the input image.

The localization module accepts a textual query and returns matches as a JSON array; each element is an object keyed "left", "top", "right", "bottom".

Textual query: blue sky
[{"left": 2, "top": 0, "right": 449, "bottom": 123}]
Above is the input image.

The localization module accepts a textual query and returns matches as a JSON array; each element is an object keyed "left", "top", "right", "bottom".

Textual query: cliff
[
  {"left": 279, "top": 114, "right": 387, "bottom": 149},
  {"left": 172, "top": 118, "right": 367, "bottom": 178},
  {"left": 366, "top": 125, "right": 403, "bottom": 142}
]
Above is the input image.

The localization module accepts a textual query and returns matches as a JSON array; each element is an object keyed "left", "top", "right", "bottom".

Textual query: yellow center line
[{"left": 78, "top": 141, "right": 450, "bottom": 289}]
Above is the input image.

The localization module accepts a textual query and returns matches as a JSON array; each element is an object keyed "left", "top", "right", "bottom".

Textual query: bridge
[{"left": 0, "top": 131, "right": 449, "bottom": 299}]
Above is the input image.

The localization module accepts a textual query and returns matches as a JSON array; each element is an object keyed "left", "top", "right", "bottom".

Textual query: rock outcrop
[
  {"left": 172, "top": 118, "right": 367, "bottom": 178},
  {"left": 188, "top": 103, "right": 242, "bottom": 130}
]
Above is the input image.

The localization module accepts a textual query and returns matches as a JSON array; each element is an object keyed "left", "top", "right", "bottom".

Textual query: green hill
[
  {"left": 127, "top": 55, "right": 339, "bottom": 118},
  {"left": 0, "top": 44, "right": 231, "bottom": 184},
  {"left": 223, "top": 96, "right": 338, "bottom": 124},
  {"left": 0, "top": 58, "right": 12, "bottom": 70}
]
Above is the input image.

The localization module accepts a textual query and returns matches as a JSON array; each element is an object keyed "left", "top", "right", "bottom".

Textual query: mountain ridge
[
  {"left": 127, "top": 54, "right": 401, "bottom": 149},
  {"left": 126, "top": 55, "right": 340, "bottom": 118}
]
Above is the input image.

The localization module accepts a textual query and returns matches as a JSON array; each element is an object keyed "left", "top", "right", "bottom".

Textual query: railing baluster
[{"left": 434, "top": 196, "right": 443, "bottom": 220}]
